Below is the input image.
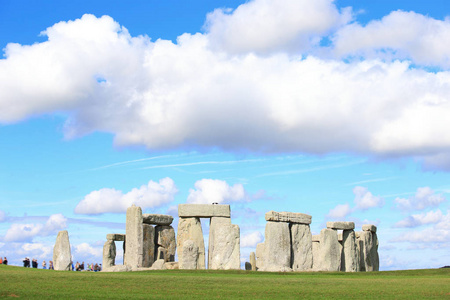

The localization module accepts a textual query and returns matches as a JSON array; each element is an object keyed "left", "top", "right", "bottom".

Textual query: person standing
[
  {"left": 2, "top": 257, "right": 7, "bottom": 265},
  {"left": 42, "top": 260, "right": 47, "bottom": 269},
  {"left": 0, "top": 257, "right": 3, "bottom": 264},
  {"left": 49, "top": 260, "right": 54, "bottom": 270}
]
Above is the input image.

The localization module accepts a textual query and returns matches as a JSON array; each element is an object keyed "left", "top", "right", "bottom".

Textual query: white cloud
[
  {"left": 353, "top": 186, "right": 384, "bottom": 210},
  {"left": 0, "top": 9, "right": 450, "bottom": 169},
  {"left": 327, "top": 203, "right": 352, "bottom": 219},
  {"left": 332, "top": 11, "right": 450, "bottom": 68},
  {"left": 187, "top": 179, "right": 246, "bottom": 204},
  {"left": 205, "top": 0, "right": 351, "bottom": 55},
  {"left": 241, "top": 231, "right": 264, "bottom": 248},
  {"left": 394, "top": 209, "right": 445, "bottom": 228},
  {"left": 0, "top": 210, "right": 5, "bottom": 222},
  {"left": 74, "top": 178, "right": 178, "bottom": 214},
  {"left": 3, "top": 214, "right": 67, "bottom": 242},
  {"left": 74, "top": 243, "right": 102, "bottom": 258},
  {"left": 395, "top": 187, "right": 445, "bottom": 211}
]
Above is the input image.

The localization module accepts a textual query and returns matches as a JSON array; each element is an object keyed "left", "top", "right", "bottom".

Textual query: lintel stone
[
  {"left": 107, "top": 234, "right": 125, "bottom": 241},
  {"left": 142, "top": 214, "right": 173, "bottom": 225},
  {"left": 362, "top": 224, "right": 377, "bottom": 233},
  {"left": 265, "top": 211, "right": 311, "bottom": 224},
  {"left": 178, "top": 204, "right": 230, "bottom": 218},
  {"left": 326, "top": 222, "right": 355, "bottom": 230}
]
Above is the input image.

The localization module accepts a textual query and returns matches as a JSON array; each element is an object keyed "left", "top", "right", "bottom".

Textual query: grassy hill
[{"left": 1, "top": 265, "right": 449, "bottom": 299}]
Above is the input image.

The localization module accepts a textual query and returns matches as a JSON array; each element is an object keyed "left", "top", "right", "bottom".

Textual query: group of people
[
  {"left": 22, "top": 258, "right": 54, "bottom": 269},
  {"left": 74, "top": 261, "right": 101, "bottom": 272},
  {"left": 0, "top": 257, "right": 8, "bottom": 265}
]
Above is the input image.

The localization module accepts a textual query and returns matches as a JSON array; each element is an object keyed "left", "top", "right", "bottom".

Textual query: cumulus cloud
[
  {"left": 394, "top": 209, "right": 445, "bottom": 228},
  {"left": 75, "top": 178, "right": 178, "bottom": 214},
  {"left": 187, "top": 179, "right": 247, "bottom": 204},
  {"left": 0, "top": 4, "right": 450, "bottom": 169},
  {"left": 74, "top": 243, "right": 102, "bottom": 258},
  {"left": 353, "top": 186, "right": 384, "bottom": 210},
  {"left": 395, "top": 187, "right": 445, "bottom": 211},
  {"left": 327, "top": 203, "right": 352, "bottom": 219},
  {"left": 3, "top": 214, "right": 67, "bottom": 242},
  {"left": 241, "top": 231, "right": 264, "bottom": 248}
]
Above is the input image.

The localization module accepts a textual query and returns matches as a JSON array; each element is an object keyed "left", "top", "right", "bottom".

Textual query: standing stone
[
  {"left": 360, "top": 230, "right": 375, "bottom": 271},
  {"left": 255, "top": 243, "right": 265, "bottom": 271},
  {"left": 250, "top": 252, "right": 256, "bottom": 271},
  {"left": 372, "top": 232, "right": 380, "bottom": 271},
  {"left": 180, "top": 240, "right": 199, "bottom": 270},
  {"left": 125, "top": 205, "right": 143, "bottom": 268},
  {"left": 53, "top": 230, "right": 72, "bottom": 271},
  {"left": 177, "top": 217, "right": 205, "bottom": 269},
  {"left": 209, "top": 224, "right": 240, "bottom": 270},
  {"left": 208, "top": 217, "right": 231, "bottom": 269},
  {"left": 155, "top": 225, "right": 176, "bottom": 262},
  {"left": 142, "top": 224, "right": 155, "bottom": 267},
  {"left": 312, "top": 239, "right": 321, "bottom": 271},
  {"left": 290, "top": 223, "right": 313, "bottom": 271},
  {"left": 103, "top": 239, "right": 116, "bottom": 268},
  {"left": 341, "top": 230, "right": 359, "bottom": 272},
  {"left": 356, "top": 232, "right": 365, "bottom": 271},
  {"left": 318, "top": 228, "right": 341, "bottom": 271},
  {"left": 263, "top": 221, "right": 292, "bottom": 272}
]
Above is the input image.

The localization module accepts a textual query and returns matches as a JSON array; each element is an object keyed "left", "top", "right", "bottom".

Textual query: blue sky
[{"left": 0, "top": 0, "right": 449, "bottom": 270}]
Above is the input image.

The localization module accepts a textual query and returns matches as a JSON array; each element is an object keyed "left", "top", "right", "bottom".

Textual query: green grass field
[{"left": 1, "top": 265, "right": 449, "bottom": 299}]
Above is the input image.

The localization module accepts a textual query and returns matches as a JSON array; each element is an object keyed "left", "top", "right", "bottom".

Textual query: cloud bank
[
  {"left": 1, "top": 0, "right": 450, "bottom": 169},
  {"left": 187, "top": 179, "right": 247, "bottom": 204},
  {"left": 3, "top": 214, "right": 67, "bottom": 242}
]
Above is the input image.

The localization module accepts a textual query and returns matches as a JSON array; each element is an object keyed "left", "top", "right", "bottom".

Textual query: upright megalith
[
  {"left": 103, "top": 239, "right": 116, "bottom": 268},
  {"left": 125, "top": 205, "right": 143, "bottom": 268},
  {"left": 53, "top": 230, "right": 72, "bottom": 271},
  {"left": 180, "top": 240, "right": 199, "bottom": 270},
  {"left": 341, "top": 230, "right": 359, "bottom": 272},
  {"left": 263, "top": 221, "right": 292, "bottom": 272},
  {"left": 290, "top": 223, "right": 313, "bottom": 271},
  {"left": 255, "top": 243, "right": 265, "bottom": 271},
  {"left": 177, "top": 217, "right": 205, "bottom": 269},
  {"left": 311, "top": 235, "right": 321, "bottom": 270},
  {"left": 360, "top": 225, "right": 379, "bottom": 271},
  {"left": 142, "top": 224, "right": 155, "bottom": 267},
  {"left": 209, "top": 224, "right": 240, "bottom": 270},
  {"left": 318, "top": 228, "right": 341, "bottom": 271},
  {"left": 155, "top": 225, "right": 176, "bottom": 262},
  {"left": 208, "top": 217, "right": 231, "bottom": 268},
  {"left": 250, "top": 252, "right": 256, "bottom": 271}
]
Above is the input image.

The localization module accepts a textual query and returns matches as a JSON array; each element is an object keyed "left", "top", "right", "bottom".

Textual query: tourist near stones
[{"left": 50, "top": 204, "right": 379, "bottom": 273}]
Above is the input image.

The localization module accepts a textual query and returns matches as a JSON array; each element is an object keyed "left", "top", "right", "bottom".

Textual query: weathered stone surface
[
  {"left": 178, "top": 204, "right": 231, "bottom": 218},
  {"left": 311, "top": 234, "right": 320, "bottom": 242},
  {"left": 250, "top": 252, "right": 256, "bottom": 271},
  {"left": 107, "top": 234, "right": 125, "bottom": 241},
  {"left": 156, "top": 246, "right": 165, "bottom": 261},
  {"left": 102, "top": 265, "right": 131, "bottom": 272},
  {"left": 265, "top": 211, "right": 312, "bottom": 224},
  {"left": 142, "top": 214, "right": 173, "bottom": 226},
  {"left": 53, "top": 230, "right": 72, "bottom": 271},
  {"left": 208, "top": 217, "right": 231, "bottom": 269},
  {"left": 362, "top": 224, "right": 377, "bottom": 233},
  {"left": 356, "top": 232, "right": 365, "bottom": 271},
  {"left": 180, "top": 240, "right": 199, "bottom": 270},
  {"left": 263, "top": 221, "right": 292, "bottom": 272},
  {"left": 318, "top": 229, "right": 341, "bottom": 271},
  {"left": 177, "top": 217, "right": 205, "bottom": 269},
  {"left": 124, "top": 205, "right": 143, "bottom": 268},
  {"left": 373, "top": 233, "right": 380, "bottom": 271},
  {"left": 360, "top": 231, "right": 378, "bottom": 271},
  {"left": 155, "top": 225, "right": 176, "bottom": 262},
  {"left": 312, "top": 241, "right": 321, "bottom": 270},
  {"left": 209, "top": 224, "right": 240, "bottom": 270},
  {"left": 327, "top": 221, "right": 355, "bottom": 230},
  {"left": 142, "top": 224, "right": 155, "bottom": 267},
  {"left": 255, "top": 243, "right": 265, "bottom": 271},
  {"left": 103, "top": 239, "right": 116, "bottom": 268},
  {"left": 290, "top": 223, "right": 313, "bottom": 271},
  {"left": 150, "top": 259, "right": 167, "bottom": 270},
  {"left": 165, "top": 262, "right": 179, "bottom": 270},
  {"left": 341, "top": 230, "right": 359, "bottom": 272}
]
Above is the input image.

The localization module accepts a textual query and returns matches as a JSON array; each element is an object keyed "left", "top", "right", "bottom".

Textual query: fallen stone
[
  {"left": 208, "top": 217, "right": 231, "bottom": 269},
  {"left": 255, "top": 243, "right": 265, "bottom": 271},
  {"left": 326, "top": 221, "right": 355, "bottom": 230},
  {"left": 142, "top": 214, "right": 174, "bottom": 226},
  {"left": 142, "top": 224, "right": 155, "bottom": 267},
  {"left": 291, "top": 223, "right": 313, "bottom": 271},
  {"left": 103, "top": 239, "right": 116, "bottom": 268},
  {"left": 318, "top": 228, "right": 341, "bottom": 271},
  {"left": 341, "top": 230, "right": 359, "bottom": 272},
  {"left": 102, "top": 265, "right": 131, "bottom": 272},
  {"left": 150, "top": 259, "right": 167, "bottom": 270},
  {"left": 245, "top": 262, "right": 252, "bottom": 270},
  {"left": 263, "top": 221, "right": 292, "bottom": 272},
  {"left": 53, "top": 230, "right": 72, "bottom": 271},
  {"left": 165, "top": 262, "right": 179, "bottom": 270},
  {"left": 209, "top": 224, "right": 240, "bottom": 270},
  {"left": 265, "top": 211, "right": 311, "bottom": 224},
  {"left": 250, "top": 252, "right": 256, "bottom": 271},
  {"left": 178, "top": 204, "right": 231, "bottom": 218},
  {"left": 124, "top": 205, "right": 144, "bottom": 268},
  {"left": 155, "top": 225, "right": 176, "bottom": 262},
  {"left": 106, "top": 234, "right": 125, "bottom": 241},
  {"left": 362, "top": 224, "right": 377, "bottom": 233},
  {"left": 180, "top": 239, "right": 199, "bottom": 270},
  {"left": 177, "top": 217, "right": 205, "bottom": 269},
  {"left": 312, "top": 241, "right": 321, "bottom": 270}
]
